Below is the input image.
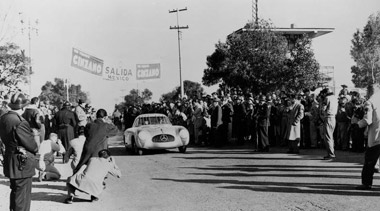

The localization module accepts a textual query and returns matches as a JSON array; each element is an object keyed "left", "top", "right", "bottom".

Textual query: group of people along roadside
[
  {"left": 119, "top": 85, "right": 368, "bottom": 157},
  {"left": 0, "top": 93, "right": 121, "bottom": 210},
  {"left": 1, "top": 83, "right": 380, "bottom": 210}
]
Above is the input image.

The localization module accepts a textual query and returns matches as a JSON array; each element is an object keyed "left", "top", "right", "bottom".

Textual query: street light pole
[
  {"left": 20, "top": 14, "right": 38, "bottom": 96},
  {"left": 169, "top": 7, "right": 188, "bottom": 99}
]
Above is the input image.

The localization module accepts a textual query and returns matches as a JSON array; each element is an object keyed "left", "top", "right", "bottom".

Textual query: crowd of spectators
[{"left": 117, "top": 85, "right": 370, "bottom": 157}]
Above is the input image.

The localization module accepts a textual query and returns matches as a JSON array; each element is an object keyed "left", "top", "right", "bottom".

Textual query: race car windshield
[{"left": 135, "top": 116, "right": 171, "bottom": 127}]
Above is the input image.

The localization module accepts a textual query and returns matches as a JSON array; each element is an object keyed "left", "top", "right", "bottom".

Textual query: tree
[
  {"left": 283, "top": 36, "right": 321, "bottom": 91},
  {"left": 39, "top": 78, "right": 89, "bottom": 108},
  {"left": 350, "top": 11, "right": 380, "bottom": 88},
  {"left": 0, "top": 43, "right": 30, "bottom": 95},
  {"left": 203, "top": 19, "right": 321, "bottom": 94},
  {"left": 160, "top": 80, "right": 205, "bottom": 102},
  {"left": 124, "top": 88, "right": 152, "bottom": 106}
]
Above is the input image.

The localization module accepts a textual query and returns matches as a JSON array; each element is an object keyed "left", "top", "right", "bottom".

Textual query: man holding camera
[{"left": 0, "top": 92, "right": 38, "bottom": 211}]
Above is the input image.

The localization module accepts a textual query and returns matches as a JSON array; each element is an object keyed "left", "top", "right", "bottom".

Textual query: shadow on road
[
  {"left": 152, "top": 177, "right": 380, "bottom": 197},
  {"left": 109, "top": 145, "right": 186, "bottom": 156}
]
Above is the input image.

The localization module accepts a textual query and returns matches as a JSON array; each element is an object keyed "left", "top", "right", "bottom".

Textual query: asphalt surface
[{"left": 1, "top": 136, "right": 380, "bottom": 211}]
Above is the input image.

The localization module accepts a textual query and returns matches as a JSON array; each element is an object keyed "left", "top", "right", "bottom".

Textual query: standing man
[
  {"left": 74, "top": 109, "right": 119, "bottom": 173},
  {"left": 257, "top": 95, "right": 271, "bottom": 152},
  {"left": 75, "top": 99, "right": 88, "bottom": 134},
  {"left": 192, "top": 99, "right": 203, "bottom": 145},
  {"left": 234, "top": 96, "right": 247, "bottom": 145},
  {"left": 339, "top": 84, "right": 349, "bottom": 96},
  {"left": 221, "top": 96, "right": 234, "bottom": 146},
  {"left": 54, "top": 101, "right": 77, "bottom": 162},
  {"left": 335, "top": 95, "right": 351, "bottom": 150},
  {"left": 321, "top": 87, "right": 338, "bottom": 160},
  {"left": 0, "top": 92, "right": 38, "bottom": 211},
  {"left": 210, "top": 98, "right": 223, "bottom": 147},
  {"left": 22, "top": 97, "right": 42, "bottom": 148},
  {"left": 355, "top": 84, "right": 380, "bottom": 190},
  {"left": 286, "top": 94, "right": 305, "bottom": 154}
]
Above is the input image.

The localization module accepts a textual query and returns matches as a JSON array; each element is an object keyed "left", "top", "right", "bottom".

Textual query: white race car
[{"left": 123, "top": 113, "right": 190, "bottom": 155}]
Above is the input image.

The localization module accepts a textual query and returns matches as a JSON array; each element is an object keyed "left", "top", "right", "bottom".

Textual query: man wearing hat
[
  {"left": 257, "top": 95, "right": 271, "bottom": 152},
  {"left": 210, "top": 98, "right": 223, "bottom": 147},
  {"left": 221, "top": 96, "right": 234, "bottom": 145},
  {"left": 0, "top": 92, "right": 38, "bottom": 211},
  {"left": 75, "top": 99, "right": 88, "bottom": 130},
  {"left": 54, "top": 101, "right": 77, "bottom": 162},
  {"left": 22, "top": 97, "right": 43, "bottom": 148},
  {"left": 335, "top": 95, "right": 351, "bottom": 150},
  {"left": 321, "top": 87, "right": 338, "bottom": 160},
  {"left": 234, "top": 96, "right": 247, "bottom": 145},
  {"left": 339, "top": 84, "right": 349, "bottom": 96},
  {"left": 285, "top": 93, "right": 304, "bottom": 154}
]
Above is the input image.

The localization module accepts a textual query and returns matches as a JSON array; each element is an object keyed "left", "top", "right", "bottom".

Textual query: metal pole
[
  {"left": 20, "top": 16, "right": 38, "bottom": 97},
  {"left": 28, "top": 20, "right": 32, "bottom": 96},
  {"left": 66, "top": 79, "right": 69, "bottom": 101}
]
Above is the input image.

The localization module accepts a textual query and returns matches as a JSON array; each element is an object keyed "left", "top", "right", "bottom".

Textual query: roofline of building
[{"left": 232, "top": 27, "right": 335, "bottom": 39}]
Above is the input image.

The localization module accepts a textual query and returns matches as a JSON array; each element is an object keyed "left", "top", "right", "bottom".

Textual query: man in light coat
[
  {"left": 355, "top": 84, "right": 380, "bottom": 190},
  {"left": 75, "top": 99, "right": 88, "bottom": 130},
  {"left": 286, "top": 93, "right": 305, "bottom": 154},
  {"left": 321, "top": 87, "right": 338, "bottom": 160},
  {"left": 65, "top": 149, "right": 121, "bottom": 203}
]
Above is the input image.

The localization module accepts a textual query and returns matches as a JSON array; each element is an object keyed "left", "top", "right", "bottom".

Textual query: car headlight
[
  {"left": 138, "top": 131, "right": 150, "bottom": 141},
  {"left": 179, "top": 129, "right": 189, "bottom": 140}
]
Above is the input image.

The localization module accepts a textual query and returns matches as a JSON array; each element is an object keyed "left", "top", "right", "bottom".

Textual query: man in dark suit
[
  {"left": 234, "top": 96, "right": 247, "bottom": 145},
  {"left": 257, "top": 95, "right": 271, "bottom": 152},
  {"left": 22, "top": 97, "right": 42, "bottom": 148},
  {"left": 221, "top": 96, "right": 234, "bottom": 145},
  {"left": 53, "top": 101, "right": 77, "bottom": 162},
  {"left": 210, "top": 98, "right": 223, "bottom": 147},
  {"left": 0, "top": 92, "right": 38, "bottom": 211},
  {"left": 74, "top": 108, "right": 119, "bottom": 173}
]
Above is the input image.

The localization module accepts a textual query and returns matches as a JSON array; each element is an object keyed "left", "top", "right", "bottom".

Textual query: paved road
[{"left": 1, "top": 136, "right": 380, "bottom": 211}]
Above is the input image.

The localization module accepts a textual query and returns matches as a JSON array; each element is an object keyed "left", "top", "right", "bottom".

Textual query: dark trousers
[
  {"left": 10, "top": 177, "right": 32, "bottom": 211},
  {"left": 361, "top": 144, "right": 380, "bottom": 186},
  {"left": 258, "top": 125, "right": 269, "bottom": 149},
  {"left": 236, "top": 121, "right": 245, "bottom": 144},
  {"left": 351, "top": 126, "right": 366, "bottom": 152},
  {"left": 211, "top": 125, "right": 222, "bottom": 147}
]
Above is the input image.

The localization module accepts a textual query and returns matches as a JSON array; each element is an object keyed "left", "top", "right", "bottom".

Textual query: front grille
[{"left": 152, "top": 134, "right": 175, "bottom": 143}]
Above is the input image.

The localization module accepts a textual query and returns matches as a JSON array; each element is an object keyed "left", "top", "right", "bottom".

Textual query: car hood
[{"left": 130, "top": 125, "right": 184, "bottom": 136}]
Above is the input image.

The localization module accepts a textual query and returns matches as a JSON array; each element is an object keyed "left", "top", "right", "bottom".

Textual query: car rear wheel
[
  {"left": 178, "top": 146, "right": 187, "bottom": 153},
  {"left": 123, "top": 135, "right": 129, "bottom": 152}
]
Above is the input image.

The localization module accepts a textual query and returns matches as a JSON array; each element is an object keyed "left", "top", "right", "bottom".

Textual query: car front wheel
[
  {"left": 178, "top": 146, "right": 187, "bottom": 153},
  {"left": 132, "top": 140, "right": 144, "bottom": 155}
]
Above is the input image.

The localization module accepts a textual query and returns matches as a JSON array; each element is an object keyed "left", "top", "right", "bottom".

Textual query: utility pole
[
  {"left": 65, "top": 79, "right": 70, "bottom": 102},
  {"left": 20, "top": 14, "right": 39, "bottom": 96},
  {"left": 252, "top": 0, "right": 258, "bottom": 28},
  {"left": 169, "top": 7, "right": 188, "bottom": 99}
]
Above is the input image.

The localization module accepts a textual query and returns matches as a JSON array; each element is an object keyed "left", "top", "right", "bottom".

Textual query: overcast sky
[{"left": 1, "top": 0, "right": 379, "bottom": 112}]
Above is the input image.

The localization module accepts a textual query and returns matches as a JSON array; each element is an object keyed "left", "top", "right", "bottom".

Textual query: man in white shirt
[{"left": 355, "top": 84, "right": 380, "bottom": 190}]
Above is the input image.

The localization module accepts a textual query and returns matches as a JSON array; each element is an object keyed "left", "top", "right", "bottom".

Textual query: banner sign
[
  {"left": 136, "top": 63, "right": 161, "bottom": 80},
  {"left": 71, "top": 48, "right": 103, "bottom": 76},
  {"left": 103, "top": 66, "right": 133, "bottom": 82}
]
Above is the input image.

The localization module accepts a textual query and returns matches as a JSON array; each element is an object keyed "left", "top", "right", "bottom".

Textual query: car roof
[{"left": 136, "top": 113, "right": 168, "bottom": 118}]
